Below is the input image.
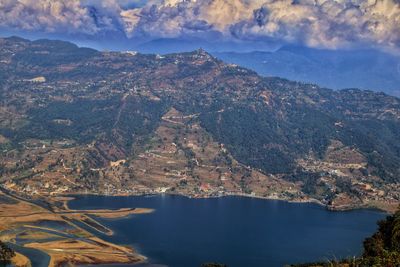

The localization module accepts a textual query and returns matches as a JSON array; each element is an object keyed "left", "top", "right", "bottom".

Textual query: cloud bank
[{"left": 1, "top": 0, "right": 399, "bottom": 51}]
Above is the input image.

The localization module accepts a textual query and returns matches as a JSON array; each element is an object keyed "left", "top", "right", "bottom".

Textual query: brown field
[
  {"left": 0, "top": 191, "right": 149, "bottom": 267},
  {"left": 0, "top": 134, "right": 9, "bottom": 144},
  {"left": 26, "top": 238, "right": 144, "bottom": 267},
  {"left": 11, "top": 252, "right": 31, "bottom": 267}
]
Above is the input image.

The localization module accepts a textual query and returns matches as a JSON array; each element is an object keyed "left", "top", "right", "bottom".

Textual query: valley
[{"left": 0, "top": 35, "right": 400, "bottom": 266}]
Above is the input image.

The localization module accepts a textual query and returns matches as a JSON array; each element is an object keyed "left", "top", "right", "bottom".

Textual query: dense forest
[{"left": 0, "top": 241, "right": 14, "bottom": 265}]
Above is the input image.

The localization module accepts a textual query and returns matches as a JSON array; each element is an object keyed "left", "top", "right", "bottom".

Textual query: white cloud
[
  {"left": 0, "top": 0, "right": 399, "bottom": 51},
  {"left": 0, "top": 0, "right": 99, "bottom": 34}
]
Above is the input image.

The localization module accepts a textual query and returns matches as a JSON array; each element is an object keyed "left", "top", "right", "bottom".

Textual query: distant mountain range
[
  {"left": 5, "top": 35, "right": 399, "bottom": 97},
  {"left": 213, "top": 46, "right": 400, "bottom": 97},
  {"left": 0, "top": 36, "right": 399, "bottom": 212},
  {"left": 134, "top": 38, "right": 278, "bottom": 54},
  {"left": 133, "top": 38, "right": 400, "bottom": 97}
]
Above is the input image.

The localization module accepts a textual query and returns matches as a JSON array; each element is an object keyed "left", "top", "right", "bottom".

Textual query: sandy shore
[
  {"left": 0, "top": 191, "right": 151, "bottom": 267},
  {"left": 11, "top": 252, "right": 31, "bottom": 267},
  {"left": 67, "top": 190, "right": 397, "bottom": 213}
]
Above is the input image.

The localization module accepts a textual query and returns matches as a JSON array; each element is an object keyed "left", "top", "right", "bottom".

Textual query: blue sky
[{"left": 1, "top": 0, "right": 399, "bottom": 53}]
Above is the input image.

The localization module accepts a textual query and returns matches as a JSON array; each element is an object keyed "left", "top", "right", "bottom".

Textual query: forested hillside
[{"left": 0, "top": 37, "right": 399, "bottom": 211}]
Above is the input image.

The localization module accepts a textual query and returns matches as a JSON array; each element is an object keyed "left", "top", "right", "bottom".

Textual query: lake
[{"left": 69, "top": 195, "right": 386, "bottom": 267}]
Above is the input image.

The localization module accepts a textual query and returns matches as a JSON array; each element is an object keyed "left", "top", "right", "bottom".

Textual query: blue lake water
[
  {"left": 69, "top": 195, "right": 386, "bottom": 267},
  {"left": 7, "top": 243, "right": 50, "bottom": 267}
]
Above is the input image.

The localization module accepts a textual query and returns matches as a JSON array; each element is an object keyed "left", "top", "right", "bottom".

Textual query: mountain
[
  {"left": 135, "top": 38, "right": 215, "bottom": 54},
  {"left": 135, "top": 37, "right": 278, "bottom": 54},
  {"left": 213, "top": 46, "right": 400, "bottom": 97},
  {"left": 0, "top": 37, "right": 399, "bottom": 212}
]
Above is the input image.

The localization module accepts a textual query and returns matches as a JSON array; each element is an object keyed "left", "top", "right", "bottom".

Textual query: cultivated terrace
[{"left": 1, "top": 37, "right": 400, "bottom": 212}]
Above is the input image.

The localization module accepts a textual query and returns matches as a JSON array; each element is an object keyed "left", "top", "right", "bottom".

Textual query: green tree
[
  {"left": 391, "top": 209, "right": 400, "bottom": 250},
  {"left": 0, "top": 241, "right": 15, "bottom": 264}
]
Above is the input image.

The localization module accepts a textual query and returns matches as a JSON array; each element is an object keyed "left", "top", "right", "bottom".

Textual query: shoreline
[
  {"left": 0, "top": 189, "right": 150, "bottom": 267},
  {"left": 3, "top": 180, "right": 397, "bottom": 214},
  {"left": 1, "top": 188, "right": 391, "bottom": 267},
  {"left": 64, "top": 190, "right": 394, "bottom": 214},
  {"left": 65, "top": 191, "right": 388, "bottom": 267}
]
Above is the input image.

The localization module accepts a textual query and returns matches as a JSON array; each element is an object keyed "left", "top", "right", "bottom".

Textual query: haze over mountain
[
  {"left": 213, "top": 46, "right": 400, "bottom": 97},
  {"left": 3, "top": 0, "right": 400, "bottom": 98},
  {"left": 127, "top": 38, "right": 400, "bottom": 97}
]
